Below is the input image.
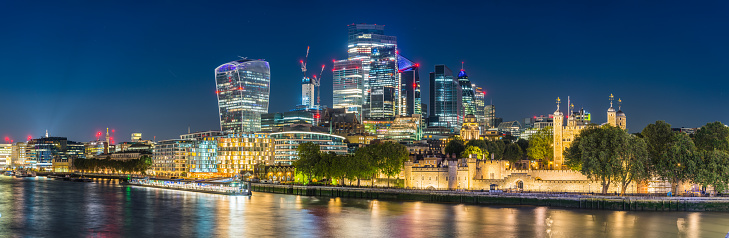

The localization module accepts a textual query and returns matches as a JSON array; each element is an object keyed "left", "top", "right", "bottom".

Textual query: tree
[
  {"left": 379, "top": 142, "right": 409, "bottom": 187},
  {"left": 465, "top": 140, "right": 488, "bottom": 151},
  {"left": 485, "top": 140, "right": 506, "bottom": 160},
  {"left": 615, "top": 136, "right": 650, "bottom": 195},
  {"left": 564, "top": 125, "right": 624, "bottom": 194},
  {"left": 444, "top": 136, "right": 466, "bottom": 158},
  {"left": 641, "top": 121, "right": 675, "bottom": 173},
  {"left": 461, "top": 145, "right": 486, "bottom": 159},
  {"left": 654, "top": 133, "right": 700, "bottom": 194},
  {"left": 516, "top": 139, "right": 529, "bottom": 155},
  {"left": 293, "top": 142, "right": 321, "bottom": 183},
  {"left": 503, "top": 143, "right": 523, "bottom": 168},
  {"left": 693, "top": 121, "right": 729, "bottom": 152},
  {"left": 694, "top": 150, "right": 729, "bottom": 195},
  {"left": 527, "top": 126, "right": 553, "bottom": 168},
  {"left": 352, "top": 146, "right": 380, "bottom": 187}
]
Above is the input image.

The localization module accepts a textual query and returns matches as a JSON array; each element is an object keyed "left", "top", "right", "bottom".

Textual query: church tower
[
  {"left": 607, "top": 94, "right": 617, "bottom": 127},
  {"left": 553, "top": 97, "right": 564, "bottom": 169}
]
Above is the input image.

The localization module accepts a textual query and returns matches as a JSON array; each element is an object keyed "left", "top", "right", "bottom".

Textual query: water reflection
[{"left": 0, "top": 176, "right": 728, "bottom": 237}]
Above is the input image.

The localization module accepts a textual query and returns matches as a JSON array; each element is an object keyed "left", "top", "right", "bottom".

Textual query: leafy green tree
[
  {"left": 352, "top": 146, "right": 380, "bottom": 186},
  {"left": 641, "top": 121, "right": 675, "bottom": 173},
  {"left": 615, "top": 136, "right": 650, "bottom": 195},
  {"left": 565, "top": 125, "right": 624, "bottom": 194},
  {"left": 444, "top": 136, "right": 466, "bottom": 158},
  {"left": 527, "top": 126, "right": 553, "bottom": 168},
  {"left": 379, "top": 142, "right": 409, "bottom": 187},
  {"left": 503, "top": 143, "right": 523, "bottom": 168},
  {"left": 694, "top": 150, "right": 729, "bottom": 194},
  {"left": 465, "top": 140, "right": 488, "bottom": 151},
  {"left": 516, "top": 139, "right": 529, "bottom": 154},
  {"left": 693, "top": 121, "right": 729, "bottom": 152},
  {"left": 461, "top": 145, "right": 486, "bottom": 159},
  {"left": 655, "top": 133, "right": 700, "bottom": 194},
  {"left": 293, "top": 142, "right": 321, "bottom": 183},
  {"left": 485, "top": 140, "right": 506, "bottom": 160}
]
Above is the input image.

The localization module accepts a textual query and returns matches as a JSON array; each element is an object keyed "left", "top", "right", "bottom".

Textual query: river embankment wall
[{"left": 251, "top": 183, "right": 729, "bottom": 212}]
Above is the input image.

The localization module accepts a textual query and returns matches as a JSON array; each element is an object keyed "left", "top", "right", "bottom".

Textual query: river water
[{"left": 0, "top": 176, "right": 727, "bottom": 238}]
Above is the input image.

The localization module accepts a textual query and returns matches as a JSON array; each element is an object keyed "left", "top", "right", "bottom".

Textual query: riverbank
[{"left": 251, "top": 183, "right": 729, "bottom": 211}]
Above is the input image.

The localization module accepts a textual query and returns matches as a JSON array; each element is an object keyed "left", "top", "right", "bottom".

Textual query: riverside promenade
[{"left": 252, "top": 183, "right": 729, "bottom": 212}]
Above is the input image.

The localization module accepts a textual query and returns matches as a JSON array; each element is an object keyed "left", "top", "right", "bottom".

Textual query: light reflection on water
[{"left": 0, "top": 176, "right": 728, "bottom": 237}]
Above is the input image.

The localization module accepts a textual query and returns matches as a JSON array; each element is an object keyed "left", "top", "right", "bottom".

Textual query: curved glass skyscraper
[{"left": 215, "top": 59, "right": 270, "bottom": 134}]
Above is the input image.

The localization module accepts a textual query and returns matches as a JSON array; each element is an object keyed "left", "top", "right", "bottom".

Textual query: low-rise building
[
  {"left": 217, "top": 133, "right": 274, "bottom": 177},
  {"left": 270, "top": 125, "right": 347, "bottom": 165}
]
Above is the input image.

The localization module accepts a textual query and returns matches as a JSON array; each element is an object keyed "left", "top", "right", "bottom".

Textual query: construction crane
[
  {"left": 313, "top": 64, "right": 325, "bottom": 106},
  {"left": 300, "top": 46, "right": 309, "bottom": 77}
]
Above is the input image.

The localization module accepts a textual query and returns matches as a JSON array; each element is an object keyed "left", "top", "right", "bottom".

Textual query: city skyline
[{"left": 1, "top": 1, "right": 728, "bottom": 141}]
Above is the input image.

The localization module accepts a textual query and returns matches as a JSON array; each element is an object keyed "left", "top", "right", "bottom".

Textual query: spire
[
  {"left": 461, "top": 61, "right": 464, "bottom": 71},
  {"left": 556, "top": 97, "right": 561, "bottom": 111},
  {"left": 45, "top": 130, "right": 49, "bottom": 138},
  {"left": 618, "top": 98, "right": 622, "bottom": 110},
  {"left": 609, "top": 94, "right": 614, "bottom": 108}
]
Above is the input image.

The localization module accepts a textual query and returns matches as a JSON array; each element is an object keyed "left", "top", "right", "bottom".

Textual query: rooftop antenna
[
  {"left": 556, "top": 97, "right": 561, "bottom": 111},
  {"left": 461, "top": 61, "right": 464, "bottom": 71},
  {"left": 45, "top": 130, "right": 49, "bottom": 138},
  {"left": 188, "top": 125, "right": 191, "bottom": 134}
]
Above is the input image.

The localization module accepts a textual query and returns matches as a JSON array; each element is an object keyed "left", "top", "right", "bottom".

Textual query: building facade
[
  {"left": 215, "top": 59, "right": 271, "bottom": 133},
  {"left": 429, "top": 65, "right": 462, "bottom": 130},
  {"left": 458, "top": 68, "right": 476, "bottom": 118},
  {"left": 460, "top": 114, "right": 481, "bottom": 140},
  {"left": 269, "top": 131, "right": 347, "bottom": 165},
  {"left": 398, "top": 55, "right": 421, "bottom": 118},
  {"left": 217, "top": 133, "right": 275, "bottom": 177},
  {"left": 332, "top": 59, "right": 365, "bottom": 118},
  {"left": 152, "top": 139, "right": 193, "bottom": 177},
  {"left": 0, "top": 144, "right": 11, "bottom": 168}
]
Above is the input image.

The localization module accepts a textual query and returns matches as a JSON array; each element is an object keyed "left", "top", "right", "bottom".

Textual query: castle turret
[
  {"left": 448, "top": 160, "right": 458, "bottom": 190},
  {"left": 553, "top": 97, "right": 564, "bottom": 169},
  {"left": 616, "top": 98, "right": 626, "bottom": 129},
  {"left": 607, "top": 94, "right": 617, "bottom": 127}
]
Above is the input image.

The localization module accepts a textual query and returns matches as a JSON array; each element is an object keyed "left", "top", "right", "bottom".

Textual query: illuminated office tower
[
  {"left": 344, "top": 24, "right": 397, "bottom": 119},
  {"left": 301, "top": 76, "right": 315, "bottom": 109},
  {"left": 332, "top": 59, "right": 364, "bottom": 118},
  {"left": 429, "top": 65, "right": 462, "bottom": 130},
  {"left": 458, "top": 67, "right": 476, "bottom": 117},
  {"left": 398, "top": 55, "right": 420, "bottom": 117},
  {"left": 215, "top": 59, "right": 271, "bottom": 134},
  {"left": 365, "top": 45, "right": 398, "bottom": 119},
  {"left": 474, "top": 86, "right": 486, "bottom": 127}
]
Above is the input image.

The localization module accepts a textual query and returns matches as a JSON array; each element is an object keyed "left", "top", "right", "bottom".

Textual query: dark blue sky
[{"left": 1, "top": 0, "right": 728, "bottom": 142}]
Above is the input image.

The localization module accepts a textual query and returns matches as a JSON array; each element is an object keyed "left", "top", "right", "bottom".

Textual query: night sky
[{"left": 1, "top": 1, "right": 728, "bottom": 142}]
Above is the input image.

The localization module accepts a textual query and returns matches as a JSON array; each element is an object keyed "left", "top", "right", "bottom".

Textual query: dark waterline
[{"left": 0, "top": 176, "right": 727, "bottom": 238}]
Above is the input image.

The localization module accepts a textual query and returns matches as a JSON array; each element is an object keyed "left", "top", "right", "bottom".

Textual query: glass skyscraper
[
  {"left": 215, "top": 59, "right": 271, "bottom": 134},
  {"left": 398, "top": 55, "right": 420, "bottom": 117},
  {"left": 429, "top": 65, "right": 462, "bottom": 130},
  {"left": 332, "top": 59, "right": 364, "bottom": 118},
  {"left": 365, "top": 46, "right": 398, "bottom": 119},
  {"left": 336, "top": 24, "right": 397, "bottom": 120},
  {"left": 474, "top": 86, "right": 486, "bottom": 128},
  {"left": 458, "top": 68, "right": 476, "bottom": 117}
]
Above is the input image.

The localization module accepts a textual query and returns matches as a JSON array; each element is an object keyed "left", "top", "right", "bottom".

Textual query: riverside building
[
  {"left": 270, "top": 127, "right": 347, "bottom": 165},
  {"left": 216, "top": 133, "right": 275, "bottom": 177}
]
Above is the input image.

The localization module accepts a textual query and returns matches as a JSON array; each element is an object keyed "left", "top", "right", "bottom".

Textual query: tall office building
[
  {"left": 458, "top": 67, "right": 476, "bottom": 117},
  {"left": 215, "top": 59, "right": 271, "bottom": 134},
  {"left": 429, "top": 65, "right": 462, "bottom": 130},
  {"left": 337, "top": 24, "right": 397, "bottom": 120},
  {"left": 365, "top": 46, "right": 398, "bottom": 119},
  {"left": 301, "top": 76, "right": 315, "bottom": 109},
  {"left": 474, "top": 86, "right": 486, "bottom": 127},
  {"left": 398, "top": 55, "right": 420, "bottom": 117},
  {"left": 332, "top": 59, "right": 365, "bottom": 118}
]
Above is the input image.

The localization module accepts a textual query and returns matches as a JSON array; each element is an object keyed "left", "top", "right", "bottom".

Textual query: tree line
[
  {"left": 444, "top": 135, "right": 531, "bottom": 169},
  {"left": 73, "top": 155, "right": 153, "bottom": 174},
  {"left": 293, "top": 141, "right": 409, "bottom": 187},
  {"left": 565, "top": 121, "right": 729, "bottom": 195}
]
